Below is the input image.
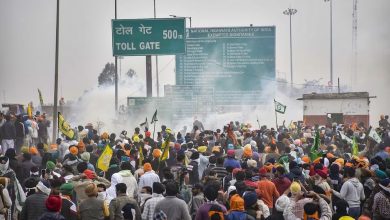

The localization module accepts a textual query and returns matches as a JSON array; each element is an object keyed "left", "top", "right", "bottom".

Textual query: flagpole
[
  {"left": 153, "top": 122, "right": 156, "bottom": 140},
  {"left": 275, "top": 111, "right": 278, "bottom": 130}
]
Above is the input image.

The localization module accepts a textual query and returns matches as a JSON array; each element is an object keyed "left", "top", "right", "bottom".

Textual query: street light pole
[
  {"left": 114, "top": 0, "right": 118, "bottom": 113},
  {"left": 154, "top": 0, "right": 159, "bottom": 97},
  {"left": 52, "top": 0, "right": 60, "bottom": 143},
  {"left": 324, "top": 0, "right": 333, "bottom": 86},
  {"left": 283, "top": 8, "right": 297, "bottom": 86}
]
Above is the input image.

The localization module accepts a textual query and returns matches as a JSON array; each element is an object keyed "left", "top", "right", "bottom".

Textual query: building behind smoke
[{"left": 298, "top": 92, "right": 375, "bottom": 127}]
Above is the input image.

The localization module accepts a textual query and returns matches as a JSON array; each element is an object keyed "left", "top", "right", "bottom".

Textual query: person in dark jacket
[
  {"left": 59, "top": 183, "right": 77, "bottom": 220},
  {"left": 38, "top": 195, "right": 65, "bottom": 220},
  {"left": 188, "top": 152, "right": 200, "bottom": 185},
  {"left": 1, "top": 114, "right": 16, "bottom": 153},
  {"left": 5, "top": 148, "right": 19, "bottom": 175},
  {"left": 37, "top": 115, "right": 50, "bottom": 145},
  {"left": 14, "top": 115, "right": 25, "bottom": 153},
  {"left": 21, "top": 180, "right": 51, "bottom": 220},
  {"left": 286, "top": 161, "right": 305, "bottom": 183}
]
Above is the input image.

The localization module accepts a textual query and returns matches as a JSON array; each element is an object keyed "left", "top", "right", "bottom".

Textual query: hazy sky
[{"left": 0, "top": 0, "right": 389, "bottom": 124}]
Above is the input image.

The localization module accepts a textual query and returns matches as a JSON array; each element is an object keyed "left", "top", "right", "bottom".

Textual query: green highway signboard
[
  {"left": 112, "top": 18, "right": 186, "bottom": 56},
  {"left": 176, "top": 26, "right": 275, "bottom": 105}
]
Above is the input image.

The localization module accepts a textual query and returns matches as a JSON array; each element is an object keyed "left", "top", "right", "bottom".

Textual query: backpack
[{"left": 121, "top": 203, "right": 136, "bottom": 220}]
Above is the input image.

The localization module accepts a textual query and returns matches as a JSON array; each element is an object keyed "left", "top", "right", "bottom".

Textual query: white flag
[
  {"left": 274, "top": 100, "right": 286, "bottom": 114},
  {"left": 369, "top": 128, "right": 382, "bottom": 143},
  {"left": 339, "top": 131, "right": 353, "bottom": 144}
]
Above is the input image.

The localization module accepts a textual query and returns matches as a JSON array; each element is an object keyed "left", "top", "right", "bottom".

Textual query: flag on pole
[
  {"left": 309, "top": 131, "right": 321, "bottom": 161},
  {"left": 27, "top": 103, "right": 33, "bottom": 119},
  {"left": 97, "top": 144, "right": 113, "bottom": 171},
  {"left": 38, "top": 89, "right": 44, "bottom": 106},
  {"left": 151, "top": 110, "right": 158, "bottom": 124},
  {"left": 352, "top": 137, "right": 359, "bottom": 156},
  {"left": 274, "top": 100, "right": 286, "bottom": 114},
  {"left": 58, "top": 112, "right": 75, "bottom": 139},
  {"left": 338, "top": 131, "right": 353, "bottom": 145},
  {"left": 368, "top": 128, "right": 382, "bottom": 143},
  {"left": 160, "top": 128, "right": 171, "bottom": 161},
  {"left": 138, "top": 143, "right": 144, "bottom": 166},
  {"left": 140, "top": 118, "right": 149, "bottom": 131}
]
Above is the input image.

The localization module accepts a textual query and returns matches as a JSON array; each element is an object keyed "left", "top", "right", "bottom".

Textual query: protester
[
  {"left": 154, "top": 181, "right": 191, "bottom": 220},
  {"left": 141, "top": 182, "right": 165, "bottom": 220},
  {"left": 109, "top": 183, "right": 141, "bottom": 220},
  {"left": 21, "top": 180, "right": 51, "bottom": 220},
  {"left": 78, "top": 183, "right": 109, "bottom": 220},
  {"left": 38, "top": 195, "right": 65, "bottom": 220},
  {"left": 0, "top": 112, "right": 388, "bottom": 220}
]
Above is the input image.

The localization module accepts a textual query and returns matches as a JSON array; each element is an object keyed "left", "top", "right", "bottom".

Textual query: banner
[
  {"left": 58, "top": 112, "right": 75, "bottom": 139},
  {"left": 274, "top": 100, "right": 286, "bottom": 114},
  {"left": 97, "top": 144, "right": 113, "bottom": 171}
]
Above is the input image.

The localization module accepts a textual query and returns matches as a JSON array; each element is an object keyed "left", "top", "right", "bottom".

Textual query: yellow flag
[
  {"left": 97, "top": 144, "right": 113, "bottom": 171},
  {"left": 58, "top": 112, "right": 75, "bottom": 139},
  {"left": 138, "top": 144, "right": 144, "bottom": 165},
  {"left": 27, "top": 103, "right": 33, "bottom": 119},
  {"left": 160, "top": 140, "right": 170, "bottom": 161}
]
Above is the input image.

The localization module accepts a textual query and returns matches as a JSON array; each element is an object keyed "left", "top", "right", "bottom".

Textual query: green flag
[
  {"left": 274, "top": 100, "right": 286, "bottom": 114},
  {"left": 352, "top": 137, "right": 359, "bottom": 156},
  {"left": 309, "top": 131, "right": 321, "bottom": 161}
]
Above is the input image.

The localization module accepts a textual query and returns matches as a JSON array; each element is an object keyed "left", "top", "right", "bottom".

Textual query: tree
[{"left": 98, "top": 63, "right": 115, "bottom": 86}]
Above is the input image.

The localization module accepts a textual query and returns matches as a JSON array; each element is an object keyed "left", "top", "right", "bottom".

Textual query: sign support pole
[{"left": 52, "top": 0, "right": 60, "bottom": 143}]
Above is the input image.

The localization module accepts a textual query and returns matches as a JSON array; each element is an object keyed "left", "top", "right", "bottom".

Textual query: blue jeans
[{"left": 348, "top": 207, "right": 361, "bottom": 219}]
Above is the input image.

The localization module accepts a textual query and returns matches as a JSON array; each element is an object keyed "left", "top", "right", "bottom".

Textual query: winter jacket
[
  {"left": 109, "top": 193, "right": 141, "bottom": 220},
  {"left": 188, "top": 160, "right": 200, "bottom": 185},
  {"left": 0, "top": 121, "right": 16, "bottom": 140},
  {"left": 107, "top": 170, "right": 138, "bottom": 199},
  {"left": 38, "top": 212, "right": 65, "bottom": 220},
  {"left": 286, "top": 166, "right": 305, "bottom": 183},
  {"left": 332, "top": 177, "right": 365, "bottom": 208},
  {"left": 20, "top": 192, "right": 48, "bottom": 220},
  {"left": 223, "top": 158, "right": 241, "bottom": 169}
]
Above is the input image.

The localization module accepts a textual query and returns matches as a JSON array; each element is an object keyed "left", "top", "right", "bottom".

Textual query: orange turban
[
  {"left": 143, "top": 163, "right": 152, "bottom": 172},
  {"left": 29, "top": 147, "right": 38, "bottom": 155},
  {"left": 69, "top": 146, "right": 78, "bottom": 155},
  {"left": 301, "top": 156, "right": 310, "bottom": 164},
  {"left": 152, "top": 149, "right": 162, "bottom": 158}
]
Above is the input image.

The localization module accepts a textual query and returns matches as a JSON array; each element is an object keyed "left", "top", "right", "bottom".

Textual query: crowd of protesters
[{"left": 0, "top": 110, "right": 389, "bottom": 220}]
